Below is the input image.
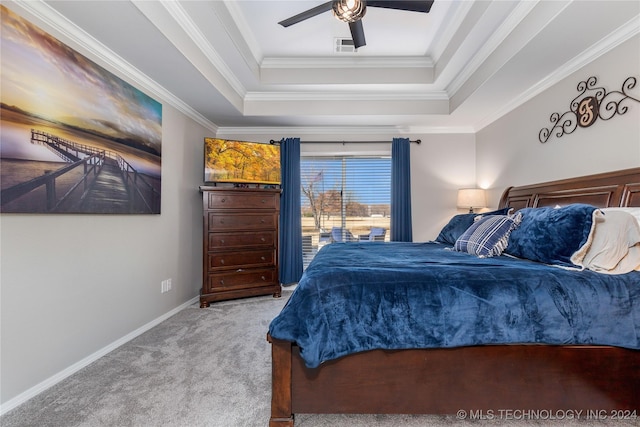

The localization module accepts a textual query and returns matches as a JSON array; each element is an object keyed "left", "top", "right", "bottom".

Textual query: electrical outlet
[{"left": 161, "top": 279, "right": 173, "bottom": 293}]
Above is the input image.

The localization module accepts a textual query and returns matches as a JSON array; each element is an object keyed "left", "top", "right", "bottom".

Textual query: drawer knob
[
  {"left": 261, "top": 275, "right": 266, "bottom": 281},
  {"left": 220, "top": 279, "right": 224, "bottom": 285},
  {"left": 261, "top": 199, "right": 266, "bottom": 203},
  {"left": 260, "top": 219, "right": 265, "bottom": 223},
  {"left": 220, "top": 219, "right": 224, "bottom": 224},
  {"left": 261, "top": 237, "right": 266, "bottom": 242},
  {"left": 221, "top": 198, "right": 226, "bottom": 203},
  {"left": 261, "top": 256, "right": 266, "bottom": 261},
  {"left": 220, "top": 259, "right": 225, "bottom": 265},
  {"left": 220, "top": 239, "right": 225, "bottom": 244}
]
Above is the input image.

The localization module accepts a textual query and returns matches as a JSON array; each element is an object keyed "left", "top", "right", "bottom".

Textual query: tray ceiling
[{"left": 6, "top": 0, "right": 640, "bottom": 134}]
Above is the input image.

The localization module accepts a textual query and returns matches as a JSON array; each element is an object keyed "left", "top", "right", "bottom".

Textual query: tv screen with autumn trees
[{"left": 204, "top": 138, "right": 281, "bottom": 185}]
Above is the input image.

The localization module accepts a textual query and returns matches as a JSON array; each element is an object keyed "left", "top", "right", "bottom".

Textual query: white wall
[
  {"left": 0, "top": 104, "right": 208, "bottom": 406},
  {"left": 477, "top": 35, "right": 640, "bottom": 207},
  {"left": 411, "top": 133, "right": 477, "bottom": 241}
]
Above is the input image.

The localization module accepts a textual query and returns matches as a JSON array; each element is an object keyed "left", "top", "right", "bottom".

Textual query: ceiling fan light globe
[{"left": 332, "top": 0, "right": 367, "bottom": 23}]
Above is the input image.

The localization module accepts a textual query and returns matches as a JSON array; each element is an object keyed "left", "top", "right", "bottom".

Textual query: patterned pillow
[
  {"left": 435, "top": 207, "right": 512, "bottom": 245},
  {"left": 453, "top": 213, "right": 522, "bottom": 257}
]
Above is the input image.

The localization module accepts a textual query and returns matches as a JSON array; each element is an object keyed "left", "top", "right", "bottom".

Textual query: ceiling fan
[{"left": 278, "top": 0, "right": 435, "bottom": 49}]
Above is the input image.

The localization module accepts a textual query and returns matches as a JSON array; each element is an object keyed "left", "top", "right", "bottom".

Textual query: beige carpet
[{"left": 2, "top": 290, "right": 636, "bottom": 426}]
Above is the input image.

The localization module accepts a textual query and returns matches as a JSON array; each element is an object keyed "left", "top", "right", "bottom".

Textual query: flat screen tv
[{"left": 204, "top": 138, "right": 280, "bottom": 185}]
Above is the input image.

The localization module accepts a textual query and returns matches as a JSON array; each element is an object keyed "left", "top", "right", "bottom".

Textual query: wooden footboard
[
  {"left": 269, "top": 336, "right": 294, "bottom": 427},
  {"left": 269, "top": 335, "right": 640, "bottom": 426},
  {"left": 268, "top": 167, "right": 640, "bottom": 426}
]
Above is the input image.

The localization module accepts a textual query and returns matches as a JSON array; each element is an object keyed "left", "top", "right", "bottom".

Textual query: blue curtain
[
  {"left": 391, "top": 137, "right": 413, "bottom": 242},
  {"left": 279, "top": 137, "right": 303, "bottom": 284}
]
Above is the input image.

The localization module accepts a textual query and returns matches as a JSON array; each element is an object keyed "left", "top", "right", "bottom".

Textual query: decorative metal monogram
[{"left": 539, "top": 76, "right": 639, "bottom": 143}]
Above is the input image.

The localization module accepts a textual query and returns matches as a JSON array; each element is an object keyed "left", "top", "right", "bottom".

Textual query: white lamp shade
[{"left": 457, "top": 188, "right": 486, "bottom": 212}]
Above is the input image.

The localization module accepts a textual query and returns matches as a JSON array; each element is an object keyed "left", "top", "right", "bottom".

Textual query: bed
[{"left": 267, "top": 167, "right": 640, "bottom": 426}]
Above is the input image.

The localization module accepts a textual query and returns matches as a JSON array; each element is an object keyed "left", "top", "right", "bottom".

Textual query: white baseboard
[{"left": 0, "top": 296, "right": 200, "bottom": 416}]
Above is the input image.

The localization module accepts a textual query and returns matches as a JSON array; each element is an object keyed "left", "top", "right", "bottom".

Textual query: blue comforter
[{"left": 268, "top": 242, "right": 640, "bottom": 368}]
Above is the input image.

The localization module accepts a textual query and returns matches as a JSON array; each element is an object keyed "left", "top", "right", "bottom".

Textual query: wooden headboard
[{"left": 499, "top": 167, "right": 640, "bottom": 210}]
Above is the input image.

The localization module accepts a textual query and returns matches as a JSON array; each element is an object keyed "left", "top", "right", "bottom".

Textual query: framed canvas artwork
[{"left": 0, "top": 5, "right": 162, "bottom": 214}]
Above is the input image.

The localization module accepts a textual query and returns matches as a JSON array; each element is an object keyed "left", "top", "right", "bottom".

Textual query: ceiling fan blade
[
  {"left": 349, "top": 20, "right": 366, "bottom": 49},
  {"left": 278, "top": 1, "right": 333, "bottom": 27},
  {"left": 366, "top": 0, "right": 434, "bottom": 13}
]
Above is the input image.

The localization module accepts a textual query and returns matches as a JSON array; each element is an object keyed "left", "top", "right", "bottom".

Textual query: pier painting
[{"left": 0, "top": 5, "right": 162, "bottom": 214}]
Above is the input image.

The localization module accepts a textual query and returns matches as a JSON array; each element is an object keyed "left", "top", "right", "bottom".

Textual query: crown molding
[
  {"left": 131, "top": 0, "right": 243, "bottom": 112},
  {"left": 445, "top": 0, "right": 541, "bottom": 98},
  {"left": 161, "top": 1, "right": 247, "bottom": 97},
  {"left": 261, "top": 56, "right": 434, "bottom": 69},
  {"left": 216, "top": 126, "right": 406, "bottom": 142},
  {"left": 473, "top": 15, "right": 640, "bottom": 132},
  {"left": 245, "top": 90, "right": 449, "bottom": 102},
  {"left": 9, "top": 0, "right": 219, "bottom": 133},
  {"left": 407, "top": 126, "right": 476, "bottom": 134},
  {"left": 428, "top": 0, "right": 474, "bottom": 64},
  {"left": 217, "top": 125, "right": 475, "bottom": 137},
  {"left": 218, "top": 126, "right": 407, "bottom": 136},
  {"left": 221, "top": 0, "right": 263, "bottom": 67},
  {"left": 259, "top": 56, "right": 435, "bottom": 85}
]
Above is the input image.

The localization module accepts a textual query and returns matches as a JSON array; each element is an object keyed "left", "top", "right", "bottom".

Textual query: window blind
[{"left": 300, "top": 156, "right": 391, "bottom": 269}]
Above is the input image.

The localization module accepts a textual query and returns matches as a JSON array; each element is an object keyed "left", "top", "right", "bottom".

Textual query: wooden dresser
[{"left": 199, "top": 186, "right": 282, "bottom": 307}]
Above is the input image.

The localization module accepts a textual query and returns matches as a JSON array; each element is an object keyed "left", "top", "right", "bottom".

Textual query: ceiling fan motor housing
[
  {"left": 332, "top": 0, "right": 367, "bottom": 23},
  {"left": 278, "top": 0, "right": 434, "bottom": 50}
]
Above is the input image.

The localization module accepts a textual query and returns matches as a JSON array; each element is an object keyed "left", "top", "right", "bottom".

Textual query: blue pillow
[
  {"left": 435, "top": 207, "right": 512, "bottom": 245},
  {"left": 505, "top": 204, "right": 598, "bottom": 267},
  {"left": 453, "top": 214, "right": 522, "bottom": 257}
]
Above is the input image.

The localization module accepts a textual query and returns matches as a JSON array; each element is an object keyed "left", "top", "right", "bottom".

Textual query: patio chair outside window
[
  {"left": 359, "top": 227, "right": 386, "bottom": 241},
  {"left": 331, "top": 227, "right": 355, "bottom": 242},
  {"left": 300, "top": 156, "right": 391, "bottom": 268}
]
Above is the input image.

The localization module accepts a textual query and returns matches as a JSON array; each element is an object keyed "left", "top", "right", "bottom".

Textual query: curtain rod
[{"left": 269, "top": 139, "right": 421, "bottom": 145}]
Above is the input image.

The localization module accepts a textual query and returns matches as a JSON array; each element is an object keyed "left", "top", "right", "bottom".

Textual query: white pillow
[
  {"left": 578, "top": 210, "right": 640, "bottom": 274},
  {"left": 602, "top": 207, "right": 640, "bottom": 227}
]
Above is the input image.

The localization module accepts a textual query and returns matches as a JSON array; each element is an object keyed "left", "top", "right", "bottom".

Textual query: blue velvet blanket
[{"left": 268, "top": 242, "right": 640, "bottom": 368}]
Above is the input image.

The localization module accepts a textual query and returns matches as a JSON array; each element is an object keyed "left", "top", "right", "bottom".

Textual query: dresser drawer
[
  {"left": 208, "top": 231, "right": 275, "bottom": 249},
  {"left": 207, "top": 191, "right": 278, "bottom": 210},
  {"left": 208, "top": 212, "right": 276, "bottom": 231},
  {"left": 207, "top": 249, "right": 275, "bottom": 271},
  {"left": 199, "top": 187, "right": 281, "bottom": 306},
  {"left": 206, "top": 268, "right": 278, "bottom": 292}
]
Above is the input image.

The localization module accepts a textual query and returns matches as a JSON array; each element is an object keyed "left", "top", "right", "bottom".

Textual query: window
[{"left": 300, "top": 156, "right": 391, "bottom": 269}]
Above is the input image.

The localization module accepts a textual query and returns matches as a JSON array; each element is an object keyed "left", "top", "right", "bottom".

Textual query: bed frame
[{"left": 268, "top": 167, "right": 640, "bottom": 426}]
